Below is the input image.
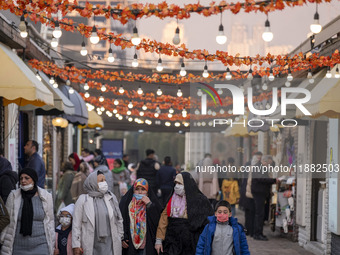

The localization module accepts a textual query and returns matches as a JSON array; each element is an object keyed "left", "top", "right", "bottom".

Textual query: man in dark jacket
[
  {"left": 24, "top": 140, "right": 46, "bottom": 188},
  {"left": 0, "top": 156, "right": 18, "bottom": 203},
  {"left": 251, "top": 155, "right": 276, "bottom": 241},
  {"left": 137, "top": 149, "right": 160, "bottom": 196},
  {"left": 156, "top": 156, "right": 176, "bottom": 206}
]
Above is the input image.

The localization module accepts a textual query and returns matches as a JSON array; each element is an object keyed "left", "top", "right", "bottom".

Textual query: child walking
[
  {"left": 196, "top": 200, "right": 250, "bottom": 255},
  {"left": 54, "top": 204, "right": 74, "bottom": 255}
]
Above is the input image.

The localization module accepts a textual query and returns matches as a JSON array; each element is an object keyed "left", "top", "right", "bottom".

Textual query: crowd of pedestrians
[{"left": 0, "top": 143, "right": 254, "bottom": 254}]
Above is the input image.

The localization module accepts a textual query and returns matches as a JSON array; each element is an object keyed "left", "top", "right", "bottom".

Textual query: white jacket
[
  {"left": 72, "top": 192, "right": 124, "bottom": 255},
  {"left": 0, "top": 187, "right": 55, "bottom": 255}
]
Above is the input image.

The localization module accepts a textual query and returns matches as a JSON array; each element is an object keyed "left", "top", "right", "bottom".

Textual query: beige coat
[
  {"left": 72, "top": 192, "right": 124, "bottom": 255},
  {"left": 198, "top": 157, "right": 219, "bottom": 199},
  {"left": 0, "top": 188, "right": 55, "bottom": 255}
]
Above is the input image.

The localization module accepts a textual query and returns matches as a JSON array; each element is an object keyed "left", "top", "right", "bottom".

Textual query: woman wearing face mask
[
  {"left": 54, "top": 204, "right": 75, "bottom": 255},
  {"left": 0, "top": 168, "right": 55, "bottom": 255},
  {"left": 72, "top": 170, "right": 124, "bottom": 255},
  {"left": 155, "top": 172, "right": 213, "bottom": 255},
  {"left": 119, "top": 178, "right": 162, "bottom": 255}
]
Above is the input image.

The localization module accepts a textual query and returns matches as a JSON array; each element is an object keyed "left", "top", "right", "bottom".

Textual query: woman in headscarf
[
  {"left": 154, "top": 172, "right": 213, "bottom": 255},
  {"left": 72, "top": 170, "right": 124, "bottom": 255},
  {"left": 119, "top": 178, "right": 162, "bottom": 255},
  {"left": 70, "top": 162, "right": 89, "bottom": 202},
  {"left": 0, "top": 168, "right": 55, "bottom": 255},
  {"left": 55, "top": 162, "right": 75, "bottom": 214},
  {"left": 68, "top": 153, "right": 81, "bottom": 172},
  {"left": 112, "top": 158, "right": 131, "bottom": 201}
]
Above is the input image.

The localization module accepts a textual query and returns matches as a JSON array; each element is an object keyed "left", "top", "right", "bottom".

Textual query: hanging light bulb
[
  {"left": 137, "top": 86, "right": 143, "bottom": 95},
  {"left": 114, "top": 99, "right": 119, "bottom": 105},
  {"left": 52, "top": 21, "right": 62, "bottom": 39},
  {"left": 142, "top": 103, "right": 147, "bottom": 111},
  {"left": 84, "top": 92, "right": 90, "bottom": 98},
  {"left": 119, "top": 85, "right": 124, "bottom": 94},
  {"left": 53, "top": 82, "right": 58, "bottom": 88},
  {"left": 19, "top": 14, "right": 28, "bottom": 38},
  {"left": 128, "top": 100, "right": 133, "bottom": 109},
  {"left": 225, "top": 67, "right": 232, "bottom": 80},
  {"left": 307, "top": 69, "right": 314, "bottom": 83},
  {"left": 247, "top": 67, "right": 253, "bottom": 80},
  {"left": 107, "top": 47, "right": 115, "bottom": 63},
  {"left": 168, "top": 113, "right": 173, "bottom": 118},
  {"left": 156, "top": 87, "right": 163, "bottom": 96},
  {"left": 35, "top": 71, "right": 42, "bottom": 81},
  {"left": 262, "top": 17, "right": 273, "bottom": 42},
  {"left": 69, "top": 87, "right": 74, "bottom": 94},
  {"left": 51, "top": 37, "right": 58, "bottom": 48},
  {"left": 182, "top": 108, "right": 187, "bottom": 117},
  {"left": 154, "top": 112, "right": 159, "bottom": 118},
  {"left": 156, "top": 105, "right": 160, "bottom": 112},
  {"left": 101, "top": 84, "right": 106, "bottom": 92},
  {"left": 127, "top": 110, "right": 132, "bottom": 115},
  {"left": 101, "top": 106, "right": 105, "bottom": 112},
  {"left": 132, "top": 53, "right": 139, "bottom": 67},
  {"left": 216, "top": 13, "right": 227, "bottom": 45},
  {"left": 197, "top": 88, "right": 203, "bottom": 96},
  {"left": 335, "top": 66, "right": 340, "bottom": 79},
  {"left": 169, "top": 106, "right": 174, "bottom": 114},
  {"left": 310, "top": 5, "right": 322, "bottom": 34},
  {"left": 326, "top": 66, "right": 332, "bottom": 78},
  {"left": 49, "top": 76, "right": 55, "bottom": 84},
  {"left": 156, "top": 57, "right": 163, "bottom": 72},
  {"left": 99, "top": 95, "right": 104, "bottom": 102},
  {"left": 287, "top": 68, "right": 293, "bottom": 81},
  {"left": 177, "top": 87, "right": 183, "bottom": 97},
  {"left": 202, "top": 63, "right": 209, "bottom": 78},
  {"left": 173, "top": 26, "right": 180, "bottom": 45},
  {"left": 139, "top": 111, "right": 144, "bottom": 116},
  {"left": 262, "top": 82, "right": 268, "bottom": 90},
  {"left": 217, "top": 88, "right": 223, "bottom": 95},
  {"left": 66, "top": 79, "right": 71, "bottom": 86},
  {"left": 268, "top": 68, "right": 275, "bottom": 81},
  {"left": 180, "top": 62, "right": 186, "bottom": 77},
  {"left": 84, "top": 82, "right": 89, "bottom": 90},
  {"left": 97, "top": 111, "right": 102, "bottom": 116},
  {"left": 90, "top": 25, "right": 100, "bottom": 44},
  {"left": 80, "top": 41, "right": 88, "bottom": 56},
  {"left": 113, "top": 109, "right": 118, "bottom": 114},
  {"left": 131, "top": 26, "right": 141, "bottom": 46},
  {"left": 285, "top": 81, "right": 291, "bottom": 87}
]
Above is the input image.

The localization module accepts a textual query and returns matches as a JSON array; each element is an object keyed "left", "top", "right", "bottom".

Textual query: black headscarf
[
  {"left": 119, "top": 180, "right": 162, "bottom": 255},
  {"left": 19, "top": 168, "right": 38, "bottom": 236}
]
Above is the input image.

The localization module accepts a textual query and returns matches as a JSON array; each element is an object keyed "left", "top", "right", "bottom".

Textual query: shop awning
[
  {"left": 21, "top": 72, "right": 75, "bottom": 115},
  {"left": 60, "top": 85, "right": 88, "bottom": 126},
  {"left": 83, "top": 110, "right": 104, "bottom": 129},
  {"left": 0, "top": 42, "right": 53, "bottom": 107},
  {"left": 296, "top": 67, "right": 340, "bottom": 118}
]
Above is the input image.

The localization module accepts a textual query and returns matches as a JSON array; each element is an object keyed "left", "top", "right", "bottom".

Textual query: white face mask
[
  {"left": 21, "top": 183, "right": 34, "bottom": 192},
  {"left": 59, "top": 216, "right": 72, "bottom": 227},
  {"left": 98, "top": 181, "right": 108, "bottom": 194},
  {"left": 174, "top": 184, "right": 185, "bottom": 196}
]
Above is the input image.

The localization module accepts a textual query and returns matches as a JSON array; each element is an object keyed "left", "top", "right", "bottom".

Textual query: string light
[
  {"left": 113, "top": 109, "right": 118, "bottom": 114},
  {"left": 287, "top": 68, "right": 293, "bottom": 81},
  {"left": 268, "top": 68, "right": 275, "bottom": 81},
  {"left": 108, "top": 47, "right": 115, "bottom": 63},
  {"left": 132, "top": 53, "right": 139, "bottom": 67},
  {"left": 127, "top": 110, "right": 131, "bottom": 115},
  {"left": 180, "top": 62, "right": 186, "bottom": 76},
  {"left": 182, "top": 108, "right": 187, "bottom": 117},
  {"left": 139, "top": 111, "right": 144, "bottom": 116},
  {"left": 262, "top": 82, "right": 268, "bottom": 90},
  {"left": 168, "top": 113, "right": 173, "bottom": 118},
  {"left": 84, "top": 92, "right": 90, "bottom": 98},
  {"left": 69, "top": 87, "right": 75, "bottom": 94},
  {"left": 142, "top": 103, "right": 147, "bottom": 111},
  {"left": 53, "top": 82, "right": 58, "bottom": 88},
  {"left": 156, "top": 86, "right": 163, "bottom": 96},
  {"left": 114, "top": 99, "right": 119, "bottom": 105},
  {"left": 52, "top": 21, "right": 62, "bottom": 39},
  {"left": 326, "top": 66, "right": 332, "bottom": 78},
  {"left": 80, "top": 40, "right": 88, "bottom": 56},
  {"left": 128, "top": 100, "right": 133, "bottom": 108},
  {"left": 169, "top": 106, "right": 174, "bottom": 114},
  {"left": 173, "top": 25, "right": 180, "bottom": 45},
  {"left": 66, "top": 79, "right": 71, "bottom": 86},
  {"left": 202, "top": 61, "right": 209, "bottom": 78},
  {"left": 177, "top": 87, "right": 183, "bottom": 97},
  {"left": 99, "top": 95, "right": 104, "bottom": 102},
  {"left": 137, "top": 86, "right": 143, "bottom": 95},
  {"left": 285, "top": 81, "right": 291, "bottom": 87},
  {"left": 216, "top": 12, "right": 227, "bottom": 45},
  {"left": 35, "top": 71, "right": 42, "bottom": 81},
  {"left": 307, "top": 69, "right": 314, "bottom": 83},
  {"left": 84, "top": 82, "right": 89, "bottom": 90},
  {"left": 51, "top": 37, "right": 58, "bottom": 48},
  {"left": 100, "top": 106, "right": 105, "bottom": 112},
  {"left": 119, "top": 85, "right": 124, "bottom": 94},
  {"left": 217, "top": 88, "right": 223, "bottom": 95},
  {"left": 49, "top": 76, "right": 55, "bottom": 84},
  {"left": 310, "top": 4, "right": 322, "bottom": 34},
  {"left": 90, "top": 25, "right": 100, "bottom": 44},
  {"left": 247, "top": 67, "right": 253, "bottom": 80},
  {"left": 101, "top": 84, "right": 106, "bottom": 92},
  {"left": 225, "top": 67, "right": 232, "bottom": 80},
  {"left": 154, "top": 112, "right": 159, "bottom": 118},
  {"left": 262, "top": 15, "right": 273, "bottom": 42},
  {"left": 197, "top": 88, "right": 203, "bottom": 96},
  {"left": 19, "top": 15, "right": 28, "bottom": 38},
  {"left": 156, "top": 56, "right": 163, "bottom": 72},
  {"left": 131, "top": 26, "right": 141, "bottom": 46},
  {"left": 335, "top": 65, "right": 340, "bottom": 79}
]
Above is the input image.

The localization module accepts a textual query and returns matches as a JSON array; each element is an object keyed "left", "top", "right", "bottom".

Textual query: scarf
[
  {"left": 84, "top": 171, "right": 109, "bottom": 242},
  {"left": 170, "top": 193, "right": 187, "bottom": 218},
  {"left": 112, "top": 159, "right": 126, "bottom": 174},
  {"left": 20, "top": 185, "right": 38, "bottom": 236},
  {"left": 128, "top": 197, "right": 147, "bottom": 249},
  {"left": 72, "top": 153, "right": 81, "bottom": 171}
]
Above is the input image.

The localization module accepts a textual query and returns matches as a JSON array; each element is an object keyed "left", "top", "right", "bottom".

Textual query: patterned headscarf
[
  {"left": 128, "top": 178, "right": 149, "bottom": 249},
  {"left": 133, "top": 178, "right": 149, "bottom": 192}
]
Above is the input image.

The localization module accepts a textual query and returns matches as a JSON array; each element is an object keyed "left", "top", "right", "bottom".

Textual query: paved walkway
[{"left": 235, "top": 209, "right": 313, "bottom": 255}]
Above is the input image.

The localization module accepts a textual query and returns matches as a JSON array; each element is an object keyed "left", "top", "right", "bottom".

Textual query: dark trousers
[
  {"left": 161, "top": 188, "right": 172, "bottom": 207},
  {"left": 244, "top": 199, "right": 255, "bottom": 236},
  {"left": 264, "top": 195, "right": 270, "bottom": 221},
  {"left": 253, "top": 193, "right": 266, "bottom": 236}
]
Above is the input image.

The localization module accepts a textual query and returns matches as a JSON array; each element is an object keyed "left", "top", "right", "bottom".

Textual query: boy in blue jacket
[{"left": 196, "top": 200, "right": 250, "bottom": 255}]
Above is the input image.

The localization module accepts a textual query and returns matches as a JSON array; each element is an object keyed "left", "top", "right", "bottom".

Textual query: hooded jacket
[{"left": 196, "top": 216, "right": 250, "bottom": 255}]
